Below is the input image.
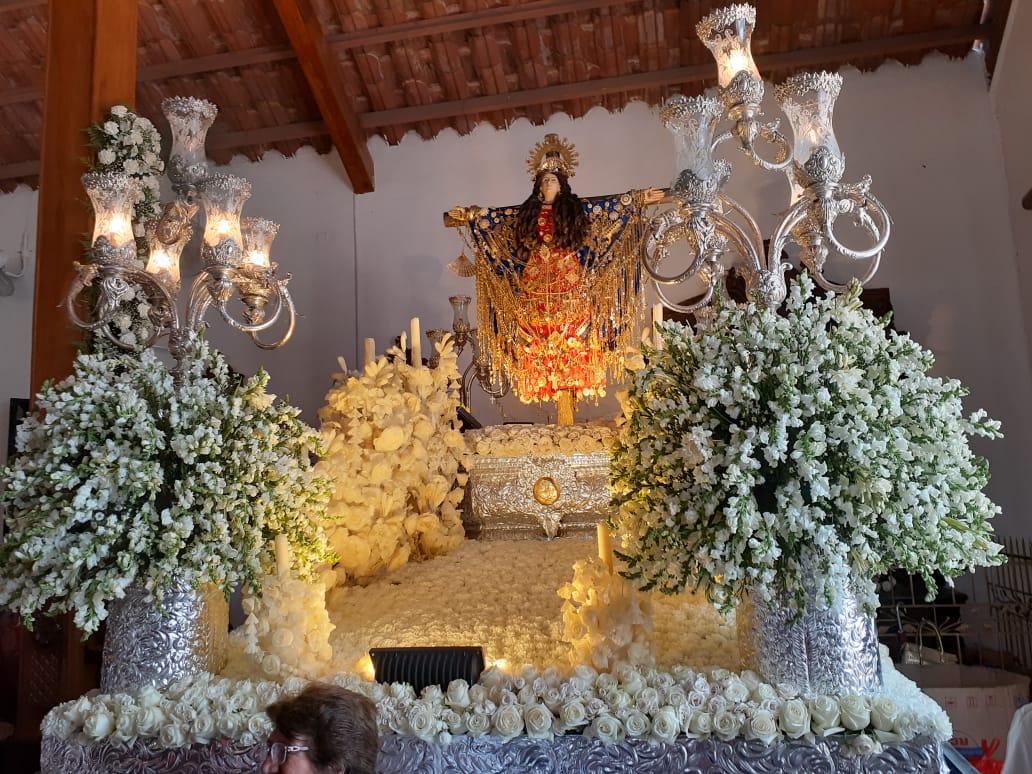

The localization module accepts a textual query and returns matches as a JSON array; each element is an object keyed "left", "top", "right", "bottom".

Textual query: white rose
[
  {"left": 650, "top": 706, "right": 680, "bottom": 744},
  {"left": 722, "top": 677, "right": 749, "bottom": 704},
  {"left": 465, "top": 712, "right": 490, "bottom": 737},
  {"left": 665, "top": 685, "right": 687, "bottom": 708},
  {"left": 191, "top": 712, "right": 218, "bottom": 743},
  {"left": 421, "top": 685, "right": 444, "bottom": 704},
  {"left": 559, "top": 700, "right": 587, "bottom": 730},
  {"left": 586, "top": 715, "right": 625, "bottom": 744},
  {"left": 687, "top": 710, "right": 713, "bottom": 738},
  {"left": 441, "top": 709, "right": 465, "bottom": 736},
  {"left": 492, "top": 704, "right": 524, "bottom": 740},
  {"left": 113, "top": 711, "right": 137, "bottom": 743},
  {"left": 752, "top": 683, "right": 777, "bottom": 702},
  {"left": 446, "top": 680, "right": 471, "bottom": 709},
  {"left": 218, "top": 712, "right": 245, "bottom": 739},
  {"left": 158, "top": 721, "right": 188, "bottom": 747},
  {"left": 778, "top": 698, "right": 811, "bottom": 739},
  {"left": 624, "top": 709, "right": 650, "bottom": 738},
  {"left": 595, "top": 673, "right": 618, "bottom": 693},
  {"left": 609, "top": 690, "right": 633, "bottom": 711},
  {"left": 98, "top": 148, "right": 117, "bottom": 165},
  {"left": 712, "top": 709, "right": 744, "bottom": 741},
  {"left": 407, "top": 703, "right": 438, "bottom": 742},
  {"left": 809, "top": 696, "right": 842, "bottom": 734},
  {"left": 636, "top": 687, "right": 660, "bottom": 714},
  {"left": 111, "top": 105, "right": 128, "bottom": 117},
  {"left": 745, "top": 709, "right": 780, "bottom": 745},
  {"left": 620, "top": 672, "right": 646, "bottom": 696},
  {"left": 468, "top": 685, "right": 488, "bottom": 705},
  {"left": 82, "top": 707, "right": 115, "bottom": 740},
  {"left": 848, "top": 732, "right": 882, "bottom": 756},
  {"left": 523, "top": 703, "right": 554, "bottom": 740},
  {"left": 104, "top": 121, "right": 119, "bottom": 136},
  {"left": 131, "top": 705, "right": 165, "bottom": 738},
  {"left": 838, "top": 695, "right": 871, "bottom": 731},
  {"left": 739, "top": 670, "right": 762, "bottom": 692},
  {"left": 869, "top": 697, "right": 898, "bottom": 732},
  {"left": 247, "top": 713, "right": 273, "bottom": 738}
]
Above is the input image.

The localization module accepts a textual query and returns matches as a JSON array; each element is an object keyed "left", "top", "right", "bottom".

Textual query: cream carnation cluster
[
  {"left": 558, "top": 556, "right": 654, "bottom": 670},
  {"left": 86, "top": 104, "right": 164, "bottom": 244},
  {"left": 467, "top": 422, "right": 616, "bottom": 457},
  {"left": 316, "top": 336, "right": 468, "bottom": 586},
  {"left": 42, "top": 662, "right": 949, "bottom": 752},
  {"left": 0, "top": 341, "right": 333, "bottom": 635},
  {"left": 611, "top": 273, "right": 1005, "bottom": 616}
]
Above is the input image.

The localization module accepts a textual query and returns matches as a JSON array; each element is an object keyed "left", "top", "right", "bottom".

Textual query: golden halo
[{"left": 525, "top": 133, "right": 579, "bottom": 180}]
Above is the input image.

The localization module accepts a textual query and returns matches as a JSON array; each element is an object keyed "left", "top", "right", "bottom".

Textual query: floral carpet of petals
[{"left": 325, "top": 536, "right": 739, "bottom": 674}]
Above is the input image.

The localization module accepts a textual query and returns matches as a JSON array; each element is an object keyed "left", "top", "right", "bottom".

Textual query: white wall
[
  {"left": 0, "top": 188, "right": 36, "bottom": 467},
  {"left": 2, "top": 53, "right": 1031, "bottom": 537},
  {"left": 991, "top": 0, "right": 1032, "bottom": 376}
]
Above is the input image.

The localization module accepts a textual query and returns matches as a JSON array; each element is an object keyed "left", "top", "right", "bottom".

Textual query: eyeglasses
[{"left": 267, "top": 742, "right": 310, "bottom": 764}]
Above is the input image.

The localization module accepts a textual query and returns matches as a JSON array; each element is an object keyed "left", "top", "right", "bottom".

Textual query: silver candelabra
[
  {"left": 427, "top": 294, "right": 509, "bottom": 409},
  {"left": 67, "top": 97, "right": 296, "bottom": 380},
  {"left": 645, "top": 4, "right": 891, "bottom": 313}
]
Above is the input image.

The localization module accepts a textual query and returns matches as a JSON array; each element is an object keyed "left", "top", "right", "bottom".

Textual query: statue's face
[{"left": 539, "top": 173, "right": 560, "bottom": 204}]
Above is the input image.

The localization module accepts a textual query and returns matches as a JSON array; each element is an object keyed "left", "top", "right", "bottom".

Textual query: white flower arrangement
[
  {"left": 0, "top": 341, "right": 333, "bottom": 635},
  {"left": 41, "top": 660, "right": 950, "bottom": 751},
  {"left": 558, "top": 557, "right": 655, "bottom": 671},
  {"left": 610, "top": 274, "right": 1005, "bottom": 616},
  {"left": 316, "top": 337, "right": 469, "bottom": 585},
  {"left": 86, "top": 104, "right": 164, "bottom": 243}
]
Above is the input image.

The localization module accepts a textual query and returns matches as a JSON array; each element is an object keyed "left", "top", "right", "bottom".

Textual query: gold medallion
[{"left": 533, "top": 476, "right": 560, "bottom": 505}]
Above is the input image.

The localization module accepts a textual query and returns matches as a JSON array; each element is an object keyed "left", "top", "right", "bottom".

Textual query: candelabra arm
[
  {"left": 728, "top": 110, "right": 792, "bottom": 172},
  {"left": 715, "top": 193, "right": 765, "bottom": 272},
  {"left": 249, "top": 284, "right": 297, "bottom": 350},
  {"left": 655, "top": 279, "right": 716, "bottom": 314},
  {"left": 821, "top": 180, "right": 892, "bottom": 262},
  {"left": 642, "top": 208, "right": 715, "bottom": 286},
  {"left": 65, "top": 262, "right": 179, "bottom": 352}
]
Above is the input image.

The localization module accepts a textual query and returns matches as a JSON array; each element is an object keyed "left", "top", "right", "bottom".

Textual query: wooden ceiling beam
[
  {"left": 0, "top": 0, "right": 46, "bottom": 11},
  {"left": 206, "top": 120, "right": 327, "bottom": 150},
  {"left": 329, "top": 0, "right": 625, "bottom": 49},
  {"left": 272, "top": 0, "right": 373, "bottom": 193},
  {"left": 360, "top": 24, "right": 987, "bottom": 128}
]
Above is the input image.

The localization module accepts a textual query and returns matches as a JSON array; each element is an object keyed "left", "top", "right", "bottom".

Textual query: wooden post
[
  {"left": 30, "top": 0, "right": 138, "bottom": 394},
  {"left": 17, "top": 0, "right": 138, "bottom": 743}
]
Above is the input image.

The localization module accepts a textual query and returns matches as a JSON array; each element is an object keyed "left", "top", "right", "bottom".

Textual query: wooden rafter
[
  {"left": 271, "top": 0, "right": 373, "bottom": 193},
  {"left": 360, "top": 24, "right": 988, "bottom": 129},
  {"left": 329, "top": 0, "right": 627, "bottom": 49},
  {"left": 983, "top": 0, "right": 1014, "bottom": 74}
]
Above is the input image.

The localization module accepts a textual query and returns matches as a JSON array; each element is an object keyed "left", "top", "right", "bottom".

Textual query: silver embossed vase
[
  {"left": 736, "top": 572, "right": 883, "bottom": 698},
  {"left": 100, "top": 577, "right": 228, "bottom": 694}
]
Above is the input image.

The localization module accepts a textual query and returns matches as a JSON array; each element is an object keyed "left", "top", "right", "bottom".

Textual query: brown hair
[
  {"left": 514, "top": 169, "right": 590, "bottom": 259},
  {"left": 266, "top": 683, "right": 379, "bottom": 774}
]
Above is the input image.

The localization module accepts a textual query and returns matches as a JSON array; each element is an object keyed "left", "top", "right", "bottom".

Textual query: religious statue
[{"left": 447, "top": 134, "right": 663, "bottom": 425}]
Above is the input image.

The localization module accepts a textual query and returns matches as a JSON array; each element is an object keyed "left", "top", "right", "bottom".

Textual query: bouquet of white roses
[
  {"left": 610, "top": 273, "right": 1004, "bottom": 615},
  {"left": 0, "top": 341, "right": 333, "bottom": 635}
]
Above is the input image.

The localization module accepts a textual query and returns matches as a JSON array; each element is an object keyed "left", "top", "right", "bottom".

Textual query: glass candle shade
[
  {"left": 450, "top": 295, "right": 472, "bottom": 334},
  {"left": 82, "top": 171, "right": 139, "bottom": 252},
  {"left": 661, "top": 95, "right": 727, "bottom": 201},
  {"left": 696, "top": 4, "right": 761, "bottom": 88},
  {"left": 775, "top": 72, "right": 845, "bottom": 186},
  {"left": 145, "top": 221, "right": 190, "bottom": 293},
  {"left": 163, "top": 97, "right": 218, "bottom": 194},
  {"left": 241, "top": 217, "right": 280, "bottom": 269},
  {"left": 199, "top": 174, "right": 252, "bottom": 266}
]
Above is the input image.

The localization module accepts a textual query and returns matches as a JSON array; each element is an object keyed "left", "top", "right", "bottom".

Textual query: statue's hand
[
  {"left": 448, "top": 206, "right": 481, "bottom": 222},
  {"left": 642, "top": 187, "right": 666, "bottom": 205}
]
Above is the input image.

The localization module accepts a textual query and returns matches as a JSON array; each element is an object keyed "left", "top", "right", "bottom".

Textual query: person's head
[
  {"left": 261, "top": 683, "right": 379, "bottom": 774},
  {"left": 516, "top": 169, "right": 588, "bottom": 255}
]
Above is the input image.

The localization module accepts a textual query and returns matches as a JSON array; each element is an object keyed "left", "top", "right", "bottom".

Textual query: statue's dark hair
[{"left": 514, "top": 170, "right": 589, "bottom": 258}]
